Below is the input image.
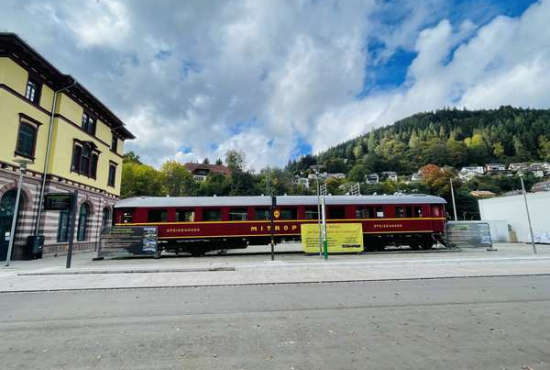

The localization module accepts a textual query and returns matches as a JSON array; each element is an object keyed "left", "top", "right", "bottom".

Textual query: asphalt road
[{"left": 1, "top": 276, "right": 549, "bottom": 370}]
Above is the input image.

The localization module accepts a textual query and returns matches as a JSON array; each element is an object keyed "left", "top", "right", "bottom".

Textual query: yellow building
[{"left": 0, "top": 33, "right": 134, "bottom": 259}]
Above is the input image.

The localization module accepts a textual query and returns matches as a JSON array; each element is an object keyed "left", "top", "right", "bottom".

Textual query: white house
[
  {"left": 381, "top": 171, "right": 398, "bottom": 182},
  {"left": 365, "top": 173, "right": 380, "bottom": 184}
]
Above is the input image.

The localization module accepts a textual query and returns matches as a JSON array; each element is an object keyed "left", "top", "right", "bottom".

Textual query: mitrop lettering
[{"left": 250, "top": 225, "right": 298, "bottom": 232}]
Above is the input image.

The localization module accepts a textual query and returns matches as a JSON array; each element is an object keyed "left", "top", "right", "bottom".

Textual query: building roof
[
  {"left": 470, "top": 190, "right": 496, "bottom": 198},
  {"left": 184, "top": 163, "right": 232, "bottom": 176},
  {"left": 0, "top": 32, "right": 134, "bottom": 140},
  {"left": 115, "top": 194, "right": 447, "bottom": 208}
]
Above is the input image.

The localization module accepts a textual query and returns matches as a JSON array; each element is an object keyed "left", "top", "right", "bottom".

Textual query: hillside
[{"left": 287, "top": 106, "right": 550, "bottom": 178}]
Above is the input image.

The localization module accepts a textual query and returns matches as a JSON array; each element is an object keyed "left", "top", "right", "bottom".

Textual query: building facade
[{"left": 0, "top": 33, "right": 134, "bottom": 260}]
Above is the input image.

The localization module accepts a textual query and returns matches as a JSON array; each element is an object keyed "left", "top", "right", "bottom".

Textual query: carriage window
[
  {"left": 375, "top": 207, "right": 385, "bottom": 218},
  {"left": 148, "top": 209, "right": 168, "bottom": 222},
  {"left": 255, "top": 208, "right": 270, "bottom": 220},
  {"left": 415, "top": 206, "right": 423, "bottom": 217},
  {"left": 279, "top": 208, "right": 297, "bottom": 220},
  {"left": 229, "top": 208, "right": 248, "bottom": 221},
  {"left": 305, "top": 207, "right": 318, "bottom": 219},
  {"left": 328, "top": 206, "right": 346, "bottom": 219},
  {"left": 356, "top": 207, "right": 373, "bottom": 219},
  {"left": 121, "top": 209, "right": 134, "bottom": 224},
  {"left": 396, "top": 207, "right": 413, "bottom": 218},
  {"left": 203, "top": 209, "right": 222, "bottom": 221},
  {"left": 176, "top": 209, "right": 195, "bottom": 222}
]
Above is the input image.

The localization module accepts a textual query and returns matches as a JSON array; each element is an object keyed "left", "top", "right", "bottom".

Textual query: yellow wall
[{"left": 0, "top": 56, "right": 126, "bottom": 196}]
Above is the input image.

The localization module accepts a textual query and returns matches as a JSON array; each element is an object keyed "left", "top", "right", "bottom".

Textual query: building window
[
  {"left": 57, "top": 210, "right": 70, "bottom": 243},
  {"left": 102, "top": 208, "right": 111, "bottom": 228},
  {"left": 25, "top": 78, "right": 41, "bottom": 104},
  {"left": 16, "top": 122, "right": 37, "bottom": 159},
  {"left": 176, "top": 209, "right": 195, "bottom": 222},
  {"left": 203, "top": 209, "right": 222, "bottom": 221},
  {"left": 77, "top": 203, "right": 89, "bottom": 241},
  {"left": 108, "top": 163, "right": 117, "bottom": 187},
  {"left": 229, "top": 208, "right": 248, "bottom": 221},
  {"left": 71, "top": 142, "right": 100, "bottom": 178},
  {"left": 111, "top": 135, "right": 118, "bottom": 152},
  {"left": 82, "top": 112, "right": 96, "bottom": 135},
  {"left": 148, "top": 209, "right": 167, "bottom": 223}
]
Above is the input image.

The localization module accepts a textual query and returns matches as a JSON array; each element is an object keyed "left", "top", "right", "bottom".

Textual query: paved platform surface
[
  {"left": 1, "top": 276, "right": 549, "bottom": 370},
  {"left": 1, "top": 243, "right": 548, "bottom": 292}
]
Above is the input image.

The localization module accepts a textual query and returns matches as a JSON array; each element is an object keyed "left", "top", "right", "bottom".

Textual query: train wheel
[
  {"left": 410, "top": 243, "right": 420, "bottom": 250},
  {"left": 189, "top": 247, "right": 206, "bottom": 257},
  {"left": 420, "top": 242, "right": 433, "bottom": 250}
]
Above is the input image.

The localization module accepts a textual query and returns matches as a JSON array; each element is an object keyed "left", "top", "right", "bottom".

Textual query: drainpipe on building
[{"left": 33, "top": 79, "right": 77, "bottom": 238}]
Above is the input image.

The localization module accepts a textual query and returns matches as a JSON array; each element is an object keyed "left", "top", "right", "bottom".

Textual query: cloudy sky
[{"left": 2, "top": 0, "right": 549, "bottom": 169}]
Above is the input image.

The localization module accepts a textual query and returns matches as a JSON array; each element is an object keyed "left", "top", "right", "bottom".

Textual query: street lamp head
[{"left": 13, "top": 158, "right": 33, "bottom": 170}]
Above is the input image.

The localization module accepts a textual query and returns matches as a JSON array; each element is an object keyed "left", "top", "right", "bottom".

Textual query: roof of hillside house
[
  {"left": 0, "top": 32, "right": 134, "bottom": 140},
  {"left": 184, "top": 163, "right": 232, "bottom": 176}
]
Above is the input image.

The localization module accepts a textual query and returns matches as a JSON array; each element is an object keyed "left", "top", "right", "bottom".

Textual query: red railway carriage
[{"left": 113, "top": 195, "right": 447, "bottom": 256}]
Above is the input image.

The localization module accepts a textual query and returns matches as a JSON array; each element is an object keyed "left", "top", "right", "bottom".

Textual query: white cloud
[{"left": 2, "top": 0, "right": 549, "bottom": 169}]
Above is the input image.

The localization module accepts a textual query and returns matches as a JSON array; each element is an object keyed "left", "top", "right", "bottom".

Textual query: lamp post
[
  {"left": 5, "top": 158, "right": 32, "bottom": 267},
  {"left": 449, "top": 178, "right": 458, "bottom": 221},
  {"left": 519, "top": 174, "right": 537, "bottom": 255},
  {"left": 311, "top": 165, "right": 324, "bottom": 257}
]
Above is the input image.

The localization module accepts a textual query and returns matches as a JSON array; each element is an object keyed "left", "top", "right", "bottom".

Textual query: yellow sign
[
  {"left": 273, "top": 209, "right": 280, "bottom": 219},
  {"left": 301, "top": 223, "right": 363, "bottom": 254}
]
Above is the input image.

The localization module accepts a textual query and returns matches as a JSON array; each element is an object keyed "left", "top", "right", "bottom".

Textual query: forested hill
[{"left": 287, "top": 106, "right": 550, "bottom": 176}]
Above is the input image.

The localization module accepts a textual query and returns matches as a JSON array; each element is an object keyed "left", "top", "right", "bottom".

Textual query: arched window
[
  {"left": 1, "top": 190, "right": 25, "bottom": 258},
  {"left": 77, "top": 203, "right": 89, "bottom": 241},
  {"left": 102, "top": 207, "right": 111, "bottom": 228},
  {"left": 57, "top": 210, "right": 70, "bottom": 243},
  {"left": 0, "top": 190, "right": 18, "bottom": 217}
]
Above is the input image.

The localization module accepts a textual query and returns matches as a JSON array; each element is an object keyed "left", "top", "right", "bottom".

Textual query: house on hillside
[
  {"left": 458, "top": 166, "right": 484, "bottom": 181},
  {"left": 381, "top": 171, "right": 398, "bottom": 182},
  {"left": 484, "top": 163, "right": 507, "bottom": 174},
  {"left": 184, "top": 163, "right": 232, "bottom": 182},
  {"left": 528, "top": 163, "right": 550, "bottom": 178},
  {"left": 410, "top": 171, "right": 423, "bottom": 182},
  {"left": 327, "top": 173, "right": 346, "bottom": 179},
  {"left": 508, "top": 162, "right": 529, "bottom": 173},
  {"left": 365, "top": 173, "right": 380, "bottom": 184},
  {"left": 294, "top": 177, "right": 310, "bottom": 190}
]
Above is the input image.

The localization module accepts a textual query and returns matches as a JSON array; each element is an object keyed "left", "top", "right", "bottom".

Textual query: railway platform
[{"left": 0, "top": 243, "right": 549, "bottom": 292}]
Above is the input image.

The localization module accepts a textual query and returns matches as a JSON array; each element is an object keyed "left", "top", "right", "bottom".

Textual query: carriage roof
[{"left": 115, "top": 195, "right": 447, "bottom": 208}]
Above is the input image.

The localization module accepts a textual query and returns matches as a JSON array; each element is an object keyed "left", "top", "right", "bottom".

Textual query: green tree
[
  {"left": 121, "top": 163, "right": 164, "bottom": 198},
  {"left": 538, "top": 135, "right": 550, "bottom": 161},
  {"left": 123, "top": 151, "right": 142, "bottom": 164},
  {"left": 225, "top": 150, "right": 245, "bottom": 172},
  {"left": 353, "top": 144, "right": 364, "bottom": 159},
  {"left": 159, "top": 160, "right": 196, "bottom": 196}
]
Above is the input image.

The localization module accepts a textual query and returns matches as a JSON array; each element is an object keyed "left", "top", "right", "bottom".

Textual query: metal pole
[
  {"left": 270, "top": 194, "right": 276, "bottom": 261},
  {"left": 34, "top": 80, "right": 76, "bottom": 237},
  {"left": 520, "top": 176, "right": 537, "bottom": 254},
  {"left": 316, "top": 172, "right": 322, "bottom": 257},
  {"left": 66, "top": 190, "right": 78, "bottom": 268},
  {"left": 321, "top": 197, "right": 328, "bottom": 259},
  {"left": 450, "top": 178, "right": 458, "bottom": 221},
  {"left": 5, "top": 165, "right": 26, "bottom": 267}
]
